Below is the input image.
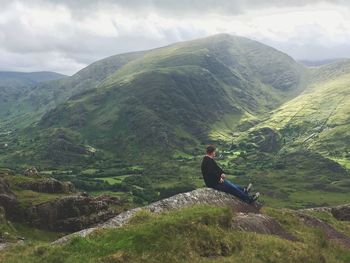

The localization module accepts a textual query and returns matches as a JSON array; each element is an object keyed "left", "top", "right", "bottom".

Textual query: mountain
[
  {"left": 0, "top": 71, "right": 67, "bottom": 123},
  {"left": 2, "top": 34, "right": 307, "bottom": 166}
]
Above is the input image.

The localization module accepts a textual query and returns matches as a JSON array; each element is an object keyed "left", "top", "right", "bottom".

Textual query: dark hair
[{"left": 206, "top": 145, "right": 216, "bottom": 154}]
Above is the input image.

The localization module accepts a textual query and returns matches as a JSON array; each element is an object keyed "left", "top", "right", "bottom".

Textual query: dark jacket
[{"left": 201, "top": 156, "right": 224, "bottom": 187}]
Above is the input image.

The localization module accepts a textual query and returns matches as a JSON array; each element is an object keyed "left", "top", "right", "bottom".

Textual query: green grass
[
  {"left": 330, "top": 158, "right": 350, "bottom": 170},
  {"left": 13, "top": 190, "right": 68, "bottom": 206},
  {"left": 1, "top": 219, "right": 62, "bottom": 244},
  {"left": 1, "top": 205, "right": 350, "bottom": 263},
  {"left": 95, "top": 175, "right": 131, "bottom": 185},
  {"left": 261, "top": 191, "right": 350, "bottom": 209}
]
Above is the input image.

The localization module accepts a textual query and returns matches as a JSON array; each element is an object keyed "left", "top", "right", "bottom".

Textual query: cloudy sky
[{"left": 1, "top": 0, "right": 350, "bottom": 75}]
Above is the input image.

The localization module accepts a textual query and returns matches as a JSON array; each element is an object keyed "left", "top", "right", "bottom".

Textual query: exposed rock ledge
[
  {"left": 18, "top": 178, "right": 75, "bottom": 194},
  {"left": 53, "top": 188, "right": 262, "bottom": 245},
  {"left": 301, "top": 203, "right": 350, "bottom": 221},
  {"left": 52, "top": 188, "right": 350, "bottom": 248}
]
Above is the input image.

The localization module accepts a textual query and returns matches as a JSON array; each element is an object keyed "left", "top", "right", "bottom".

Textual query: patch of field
[{"left": 95, "top": 175, "right": 132, "bottom": 185}]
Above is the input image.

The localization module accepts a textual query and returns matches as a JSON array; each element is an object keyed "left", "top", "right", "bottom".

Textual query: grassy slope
[
  {"left": 246, "top": 59, "right": 350, "bottom": 166},
  {"left": 1, "top": 205, "right": 349, "bottom": 263}
]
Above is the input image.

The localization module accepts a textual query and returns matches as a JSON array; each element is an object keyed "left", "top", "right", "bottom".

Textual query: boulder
[
  {"left": 331, "top": 204, "right": 350, "bottom": 221},
  {"left": 18, "top": 178, "right": 75, "bottom": 194},
  {"left": 232, "top": 212, "right": 297, "bottom": 241}
]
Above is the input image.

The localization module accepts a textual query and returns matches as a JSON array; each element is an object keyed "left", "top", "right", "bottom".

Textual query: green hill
[
  {"left": 0, "top": 52, "right": 145, "bottom": 130},
  {"left": 2, "top": 34, "right": 307, "bottom": 167}
]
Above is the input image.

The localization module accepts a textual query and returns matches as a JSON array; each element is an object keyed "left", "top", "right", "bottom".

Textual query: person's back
[{"left": 201, "top": 155, "right": 222, "bottom": 187}]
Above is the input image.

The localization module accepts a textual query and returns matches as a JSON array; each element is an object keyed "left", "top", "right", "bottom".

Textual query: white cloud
[{"left": 0, "top": 0, "right": 350, "bottom": 75}]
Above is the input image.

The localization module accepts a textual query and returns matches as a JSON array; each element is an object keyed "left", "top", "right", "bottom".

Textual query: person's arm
[
  {"left": 210, "top": 159, "right": 224, "bottom": 183},
  {"left": 214, "top": 161, "right": 225, "bottom": 182}
]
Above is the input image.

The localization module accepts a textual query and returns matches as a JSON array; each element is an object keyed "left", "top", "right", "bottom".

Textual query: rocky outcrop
[
  {"left": 23, "top": 167, "right": 39, "bottom": 177},
  {"left": 0, "top": 177, "right": 19, "bottom": 218},
  {"left": 25, "top": 195, "right": 117, "bottom": 232},
  {"left": 297, "top": 212, "right": 350, "bottom": 249},
  {"left": 53, "top": 188, "right": 262, "bottom": 244},
  {"left": 301, "top": 203, "right": 350, "bottom": 221},
  {"left": 18, "top": 178, "right": 75, "bottom": 194},
  {"left": 1, "top": 172, "right": 120, "bottom": 232},
  {"left": 232, "top": 213, "right": 297, "bottom": 241},
  {"left": 53, "top": 189, "right": 350, "bottom": 248},
  {"left": 331, "top": 204, "right": 350, "bottom": 221},
  {"left": 0, "top": 177, "right": 14, "bottom": 198}
]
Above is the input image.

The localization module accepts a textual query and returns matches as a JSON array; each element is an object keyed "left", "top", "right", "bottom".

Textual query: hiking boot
[
  {"left": 252, "top": 192, "right": 260, "bottom": 202},
  {"left": 244, "top": 183, "right": 253, "bottom": 193}
]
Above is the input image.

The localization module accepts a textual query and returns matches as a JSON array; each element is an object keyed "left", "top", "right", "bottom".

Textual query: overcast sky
[{"left": 1, "top": 0, "right": 350, "bottom": 75}]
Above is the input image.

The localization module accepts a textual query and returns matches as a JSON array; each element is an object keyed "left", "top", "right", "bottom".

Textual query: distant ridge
[
  {"left": 0, "top": 71, "right": 67, "bottom": 87},
  {"left": 298, "top": 58, "right": 348, "bottom": 67}
]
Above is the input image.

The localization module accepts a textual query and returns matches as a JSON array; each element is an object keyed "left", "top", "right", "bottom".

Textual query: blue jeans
[{"left": 213, "top": 179, "right": 254, "bottom": 204}]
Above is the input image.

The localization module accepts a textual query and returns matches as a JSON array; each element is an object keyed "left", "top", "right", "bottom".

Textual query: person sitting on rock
[{"left": 201, "top": 144, "right": 260, "bottom": 204}]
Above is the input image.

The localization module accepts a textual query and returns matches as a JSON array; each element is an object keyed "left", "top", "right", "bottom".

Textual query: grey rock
[
  {"left": 297, "top": 212, "right": 350, "bottom": 249},
  {"left": 300, "top": 203, "right": 350, "bottom": 221},
  {"left": 232, "top": 212, "right": 297, "bottom": 241}
]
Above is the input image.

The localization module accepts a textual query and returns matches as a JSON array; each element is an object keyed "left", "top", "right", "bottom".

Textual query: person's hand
[{"left": 219, "top": 177, "right": 224, "bottom": 183}]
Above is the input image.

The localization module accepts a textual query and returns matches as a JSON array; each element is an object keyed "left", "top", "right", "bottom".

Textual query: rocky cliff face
[
  {"left": 25, "top": 195, "right": 118, "bottom": 231},
  {"left": 0, "top": 177, "right": 18, "bottom": 218},
  {"left": 1, "top": 172, "right": 120, "bottom": 232},
  {"left": 18, "top": 178, "right": 75, "bottom": 194}
]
